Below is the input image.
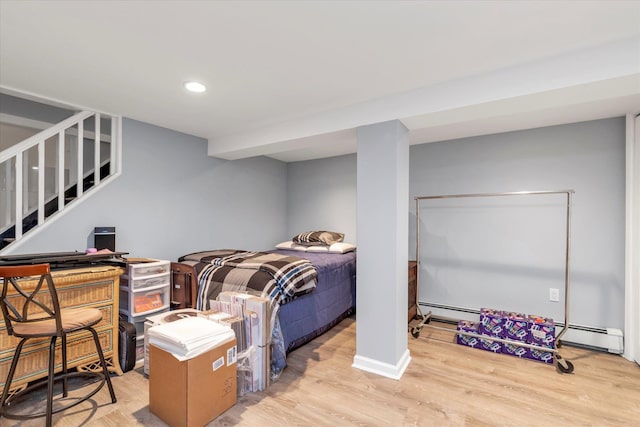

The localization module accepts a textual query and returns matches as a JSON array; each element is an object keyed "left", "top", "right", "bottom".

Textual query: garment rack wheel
[
  {"left": 555, "top": 354, "right": 574, "bottom": 374},
  {"left": 410, "top": 313, "right": 431, "bottom": 338}
]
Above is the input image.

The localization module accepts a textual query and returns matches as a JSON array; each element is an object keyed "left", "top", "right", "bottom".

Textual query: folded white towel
[{"left": 148, "top": 316, "right": 234, "bottom": 360}]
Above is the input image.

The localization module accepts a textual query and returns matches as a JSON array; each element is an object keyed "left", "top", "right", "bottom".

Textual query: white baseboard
[
  {"left": 558, "top": 327, "right": 623, "bottom": 353},
  {"left": 352, "top": 349, "right": 411, "bottom": 380}
]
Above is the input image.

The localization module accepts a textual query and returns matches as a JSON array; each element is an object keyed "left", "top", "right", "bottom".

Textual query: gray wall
[
  {"left": 8, "top": 119, "right": 288, "bottom": 261},
  {"left": 286, "top": 153, "right": 357, "bottom": 244},
  {"left": 286, "top": 118, "right": 625, "bottom": 330},
  {"left": 410, "top": 117, "right": 625, "bottom": 329}
]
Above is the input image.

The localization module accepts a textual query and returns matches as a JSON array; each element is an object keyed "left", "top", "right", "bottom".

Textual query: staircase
[{"left": 0, "top": 110, "right": 121, "bottom": 252}]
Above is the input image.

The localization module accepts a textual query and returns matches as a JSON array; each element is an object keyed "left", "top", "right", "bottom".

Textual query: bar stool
[{"left": 0, "top": 263, "right": 117, "bottom": 426}]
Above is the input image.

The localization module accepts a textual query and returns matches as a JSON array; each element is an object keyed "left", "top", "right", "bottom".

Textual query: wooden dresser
[
  {"left": 408, "top": 261, "right": 417, "bottom": 322},
  {"left": 0, "top": 265, "right": 124, "bottom": 395}
]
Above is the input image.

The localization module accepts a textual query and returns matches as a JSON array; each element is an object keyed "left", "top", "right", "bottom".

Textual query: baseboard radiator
[{"left": 418, "top": 302, "right": 624, "bottom": 354}]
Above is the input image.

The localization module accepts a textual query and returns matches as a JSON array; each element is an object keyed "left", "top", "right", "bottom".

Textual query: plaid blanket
[{"left": 179, "top": 250, "right": 317, "bottom": 310}]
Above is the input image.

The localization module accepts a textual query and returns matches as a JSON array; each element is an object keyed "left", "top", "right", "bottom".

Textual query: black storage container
[{"left": 118, "top": 318, "right": 137, "bottom": 372}]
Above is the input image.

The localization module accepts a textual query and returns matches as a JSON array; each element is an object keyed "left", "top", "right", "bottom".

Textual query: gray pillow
[{"left": 292, "top": 231, "right": 344, "bottom": 246}]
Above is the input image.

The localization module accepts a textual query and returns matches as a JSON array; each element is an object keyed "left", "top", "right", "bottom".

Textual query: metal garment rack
[{"left": 411, "top": 190, "right": 575, "bottom": 374}]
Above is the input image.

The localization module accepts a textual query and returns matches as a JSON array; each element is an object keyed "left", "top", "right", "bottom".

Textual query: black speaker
[{"left": 94, "top": 227, "right": 116, "bottom": 251}]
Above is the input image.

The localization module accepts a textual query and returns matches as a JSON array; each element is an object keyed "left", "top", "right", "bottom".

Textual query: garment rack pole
[{"left": 412, "top": 189, "right": 575, "bottom": 374}]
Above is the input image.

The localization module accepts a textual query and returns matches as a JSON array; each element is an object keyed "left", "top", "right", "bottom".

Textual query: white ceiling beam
[{"left": 208, "top": 37, "right": 640, "bottom": 161}]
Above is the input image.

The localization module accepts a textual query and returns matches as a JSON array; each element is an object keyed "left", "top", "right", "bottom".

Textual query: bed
[{"left": 175, "top": 244, "right": 356, "bottom": 374}]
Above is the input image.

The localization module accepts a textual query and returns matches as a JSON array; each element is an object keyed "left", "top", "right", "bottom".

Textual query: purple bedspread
[{"left": 271, "top": 249, "right": 356, "bottom": 353}]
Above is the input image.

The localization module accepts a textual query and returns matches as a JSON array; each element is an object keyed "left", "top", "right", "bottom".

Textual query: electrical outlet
[{"left": 549, "top": 288, "right": 560, "bottom": 302}]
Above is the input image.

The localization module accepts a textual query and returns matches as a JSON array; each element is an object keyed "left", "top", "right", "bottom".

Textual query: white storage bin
[
  {"left": 120, "top": 285, "right": 170, "bottom": 317},
  {"left": 128, "top": 260, "right": 170, "bottom": 278},
  {"left": 132, "top": 319, "right": 145, "bottom": 337},
  {"left": 135, "top": 336, "right": 145, "bottom": 362},
  {"left": 121, "top": 273, "right": 170, "bottom": 291}
]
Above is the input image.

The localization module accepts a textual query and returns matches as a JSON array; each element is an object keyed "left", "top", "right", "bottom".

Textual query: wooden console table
[{"left": 0, "top": 265, "right": 124, "bottom": 395}]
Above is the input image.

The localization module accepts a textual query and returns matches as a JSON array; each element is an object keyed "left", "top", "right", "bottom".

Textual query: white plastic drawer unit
[
  {"left": 120, "top": 259, "right": 170, "bottom": 323},
  {"left": 128, "top": 260, "right": 170, "bottom": 278},
  {"left": 121, "top": 274, "right": 169, "bottom": 291},
  {"left": 131, "top": 318, "right": 146, "bottom": 337},
  {"left": 119, "top": 285, "right": 170, "bottom": 317},
  {"left": 135, "top": 336, "right": 145, "bottom": 362}
]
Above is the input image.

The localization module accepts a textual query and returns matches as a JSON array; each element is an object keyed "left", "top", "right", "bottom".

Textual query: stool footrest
[{"left": 0, "top": 371, "right": 110, "bottom": 420}]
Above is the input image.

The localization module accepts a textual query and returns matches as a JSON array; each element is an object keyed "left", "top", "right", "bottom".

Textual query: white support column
[
  {"left": 624, "top": 112, "right": 640, "bottom": 364},
  {"left": 352, "top": 120, "right": 411, "bottom": 379}
]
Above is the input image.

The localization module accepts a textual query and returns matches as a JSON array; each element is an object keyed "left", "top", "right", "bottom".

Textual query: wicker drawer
[
  {"left": 56, "top": 280, "right": 114, "bottom": 308},
  {"left": 0, "top": 280, "right": 113, "bottom": 320}
]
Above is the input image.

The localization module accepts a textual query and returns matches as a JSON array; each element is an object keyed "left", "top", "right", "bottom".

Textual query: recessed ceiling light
[{"left": 184, "top": 81, "right": 206, "bottom": 93}]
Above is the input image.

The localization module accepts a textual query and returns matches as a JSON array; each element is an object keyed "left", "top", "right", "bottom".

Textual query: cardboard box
[{"left": 149, "top": 337, "right": 237, "bottom": 427}]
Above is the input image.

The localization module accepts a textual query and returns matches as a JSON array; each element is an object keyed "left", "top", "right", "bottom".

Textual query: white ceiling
[{"left": 1, "top": 1, "right": 639, "bottom": 162}]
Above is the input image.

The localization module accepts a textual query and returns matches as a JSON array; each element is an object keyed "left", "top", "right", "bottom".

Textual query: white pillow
[
  {"left": 275, "top": 241, "right": 356, "bottom": 254},
  {"left": 307, "top": 242, "right": 356, "bottom": 254},
  {"left": 275, "top": 241, "right": 308, "bottom": 251}
]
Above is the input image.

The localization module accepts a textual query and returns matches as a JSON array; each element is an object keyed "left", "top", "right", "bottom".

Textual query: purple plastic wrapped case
[
  {"left": 503, "top": 312, "right": 529, "bottom": 342},
  {"left": 527, "top": 315, "right": 555, "bottom": 348},
  {"left": 479, "top": 308, "right": 504, "bottom": 337},
  {"left": 502, "top": 341, "right": 529, "bottom": 358},
  {"left": 527, "top": 342, "right": 554, "bottom": 364},
  {"left": 478, "top": 336, "right": 502, "bottom": 353},
  {"left": 456, "top": 320, "right": 481, "bottom": 348}
]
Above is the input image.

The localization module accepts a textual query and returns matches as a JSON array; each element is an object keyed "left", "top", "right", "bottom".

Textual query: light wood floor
[{"left": 1, "top": 316, "right": 639, "bottom": 426}]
